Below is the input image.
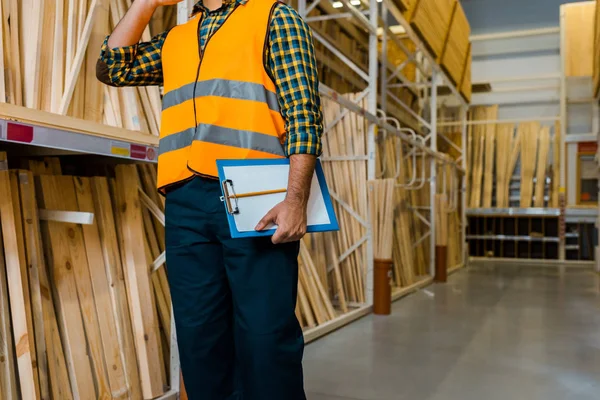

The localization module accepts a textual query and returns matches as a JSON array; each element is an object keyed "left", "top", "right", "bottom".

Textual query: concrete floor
[{"left": 303, "top": 263, "right": 600, "bottom": 400}]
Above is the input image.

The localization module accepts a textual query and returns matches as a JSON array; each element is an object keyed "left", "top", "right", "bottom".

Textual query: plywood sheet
[{"left": 565, "top": 2, "right": 595, "bottom": 77}]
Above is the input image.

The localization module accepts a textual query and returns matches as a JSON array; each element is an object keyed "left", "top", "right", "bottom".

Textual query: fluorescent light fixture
[
  {"left": 350, "top": 0, "right": 361, "bottom": 5},
  {"left": 332, "top": 1, "right": 343, "bottom": 7}
]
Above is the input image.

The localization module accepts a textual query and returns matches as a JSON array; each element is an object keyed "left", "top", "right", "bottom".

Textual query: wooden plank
[
  {"left": 8, "top": 171, "right": 41, "bottom": 400},
  {"left": 17, "top": 172, "right": 50, "bottom": 400},
  {"left": 0, "top": 103, "right": 158, "bottom": 146},
  {"left": 51, "top": 0, "right": 65, "bottom": 113},
  {"left": 551, "top": 121, "right": 561, "bottom": 208},
  {"left": 92, "top": 177, "right": 143, "bottom": 400},
  {"left": 59, "top": 0, "right": 100, "bottom": 115},
  {"left": 440, "top": 1, "right": 470, "bottom": 86},
  {"left": 495, "top": 124, "right": 514, "bottom": 208},
  {"left": 7, "top": 0, "right": 21, "bottom": 105},
  {"left": 74, "top": 177, "right": 129, "bottom": 398},
  {"left": 19, "top": 0, "right": 44, "bottom": 109},
  {"left": 36, "top": 175, "right": 96, "bottom": 400},
  {"left": 38, "top": 0, "right": 57, "bottom": 112},
  {"left": 534, "top": 127, "right": 551, "bottom": 207},
  {"left": 519, "top": 122, "right": 540, "bottom": 207},
  {"left": 84, "top": 0, "right": 110, "bottom": 122},
  {"left": 0, "top": 0, "right": 5, "bottom": 103},
  {"left": 482, "top": 108, "right": 497, "bottom": 208},
  {"left": 0, "top": 156, "right": 18, "bottom": 400},
  {"left": 57, "top": 177, "right": 112, "bottom": 399},
  {"left": 18, "top": 171, "right": 73, "bottom": 400},
  {"left": 410, "top": 0, "right": 457, "bottom": 59},
  {"left": 564, "top": 2, "right": 595, "bottom": 77},
  {"left": 0, "top": 170, "right": 38, "bottom": 400},
  {"left": 115, "top": 165, "right": 166, "bottom": 399}
]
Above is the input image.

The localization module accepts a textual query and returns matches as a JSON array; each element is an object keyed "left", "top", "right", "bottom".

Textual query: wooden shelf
[{"left": 0, "top": 104, "right": 159, "bottom": 162}]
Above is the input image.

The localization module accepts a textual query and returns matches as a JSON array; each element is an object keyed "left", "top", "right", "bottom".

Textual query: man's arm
[
  {"left": 255, "top": 4, "right": 324, "bottom": 244},
  {"left": 96, "top": 0, "right": 182, "bottom": 87}
]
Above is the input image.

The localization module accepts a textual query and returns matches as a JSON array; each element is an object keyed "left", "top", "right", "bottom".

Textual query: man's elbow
[{"left": 96, "top": 59, "right": 117, "bottom": 86}]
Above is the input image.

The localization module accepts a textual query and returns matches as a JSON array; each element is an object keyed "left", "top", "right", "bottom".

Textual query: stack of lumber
[
  {"left": 378, "top": 133, "right": 422, "bottom": 286},
  {"left": 466, "top": 109, "right": 556, "bottom": 208},
  {"left": 405, "top": 0, "right": 457, "bottom": 59},
  {"left": 320, "top": 95, "right": 369, "bottom": 304},
  {"left": 467, "top": 106, "right": 498, "bottom": 208},
  {"left": 439, "top": 1, "right": 470, "bottom": 87},
  {"left": 0, "top": 153, "right": 171, "bottom": 400},
  {"left": 460, "top": 44, "right": 472, "bottom": 103},
  {"left": 0, "top": 0, "right": 176, "bottom": 136},
  {"left": 564, "top": 1, "right": 595, "bottom": 78},
  {"left": 437, "top": 163, "right": 461, "bottom": 270},
  {"left": 295, "top": 239, "right": 339, "bottom": 330},
  {"left": 494, "top": 123, "right": 516, "bottom": 208},
  {"left": 369, "top": 179, "right": 395, "bottom": 262}
]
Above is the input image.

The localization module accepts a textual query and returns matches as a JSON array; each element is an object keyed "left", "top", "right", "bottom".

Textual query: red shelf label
[
  {"left": 130, "top": 144, "right": 148, "bottom": 160},
  {"left": 7, "top": 123, "right": 34, "bottom": 143}
]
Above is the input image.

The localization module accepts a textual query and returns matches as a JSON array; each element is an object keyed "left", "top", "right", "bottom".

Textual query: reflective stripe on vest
[
  {"left": 158, "top": 0, "right": 286, "bottom": 191},
  {"left": 161, "top": 79, "right": 280, "bottom": 113},
  {"left": 159, "top": 124, "right": 286, "bottom": 157}
]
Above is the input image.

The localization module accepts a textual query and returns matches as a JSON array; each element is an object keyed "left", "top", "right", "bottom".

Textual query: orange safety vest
[{"left": 158, "top": 0, "right": 286, "bottom": 192}]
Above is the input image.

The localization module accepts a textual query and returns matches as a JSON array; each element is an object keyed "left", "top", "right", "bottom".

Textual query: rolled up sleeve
[
  {"left": 268, "top": 5, "right": 323, "bottom": 157},
  {"left": 97, "top": 32, "right": 167, "bottom": 87}
]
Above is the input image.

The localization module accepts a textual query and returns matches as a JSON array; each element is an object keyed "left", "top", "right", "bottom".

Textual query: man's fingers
[
  {"left": 255, "top": 209, "right": 276, "bottom": 231},
  {"left": 271, "top": 228, "right": 288, "bottom": 244}
]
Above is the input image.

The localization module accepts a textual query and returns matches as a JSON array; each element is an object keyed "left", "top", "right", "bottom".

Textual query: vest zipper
[{"left": 187, "top": 3, "right": 242, "bottom": 179}]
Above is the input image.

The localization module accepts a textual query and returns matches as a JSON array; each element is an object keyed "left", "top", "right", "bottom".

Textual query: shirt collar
[{"left": 192, "top": 0, "right": 248, "bottom": 15}]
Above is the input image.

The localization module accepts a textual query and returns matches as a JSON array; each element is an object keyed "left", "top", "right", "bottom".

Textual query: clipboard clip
[{"left": 220, "top": 179, "right": 240, "bottom": 215}]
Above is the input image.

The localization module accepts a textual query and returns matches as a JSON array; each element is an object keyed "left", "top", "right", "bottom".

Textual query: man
[{"left": 97, "top": 0, "right": 322, "bottom": 398}]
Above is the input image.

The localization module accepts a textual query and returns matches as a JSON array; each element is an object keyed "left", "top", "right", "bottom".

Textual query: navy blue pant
[{"left": 165, "top": 176, "right": 306, "bottom": 400}]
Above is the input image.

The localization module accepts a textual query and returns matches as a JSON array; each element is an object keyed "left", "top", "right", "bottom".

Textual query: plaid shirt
[{"left": 99, "top": 0, "right": 323, "bottom": 156}]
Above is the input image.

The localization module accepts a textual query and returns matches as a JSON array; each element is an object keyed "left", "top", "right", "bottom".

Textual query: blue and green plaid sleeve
[
  {"left": 98, "top": 32, "right": 167, "bottom": 86},
  {"left": 268, "top": 4, "right": 323, "bottom": 157}
]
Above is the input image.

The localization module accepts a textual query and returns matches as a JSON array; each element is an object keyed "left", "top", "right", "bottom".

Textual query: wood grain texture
[
  {"left": 36, "top": 175, "right": 96, "bottom": 400},
  {"left": 0, "top": 170, "right": 18, "bottom": 400},
  {"left": 17, "top": 171, "right": 50, "bottom": 400},
  {"left": 534, "top": 127, "right": 551, "bottom": 207},
  {"left": 564, "top": 2, "right": 595, "bottom": 77},
  {"left": 19, "top": 171, "right": 73, "bottom": 400},
  {"left": 115, "top": 165, "right": 166, "bottom": 399},
  {"left": 519, "top": 123, "right": 540, "bottom": 208},
  {"left": 7, "top": 0, "right": 22, "bottom": 105},
  {"left": 84, "top": 0, "right": 109, "bottom": 122},
  {"left": 0, "top": 170, "right": 37, "bottom": 400},
  {"left": 74, "top": 176, "right": 129, "bottom": 398},
  {"left": 8, "top": 171, "right": 41, "bottom": 400},
  {"left": 92, "top": 177, "right": 143, "bottom": 400}
]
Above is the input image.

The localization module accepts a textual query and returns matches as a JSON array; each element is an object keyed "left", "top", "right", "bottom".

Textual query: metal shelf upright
[{"left": 379, "top": 0, "right": 469, "bottom": 276}]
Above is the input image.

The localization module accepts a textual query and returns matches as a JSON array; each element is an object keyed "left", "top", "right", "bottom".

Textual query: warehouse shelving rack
[
  {"left": 378, "top": 0, "right": 469, "bottom": 278},
  {"left": 296, "top": 0, "right": 469, "bottom": 309},
  {"left": 0, "top": 1, "right": 470, "bottom": 397}
]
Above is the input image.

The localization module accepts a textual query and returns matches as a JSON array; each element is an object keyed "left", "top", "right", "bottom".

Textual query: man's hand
[
  {"left": 255, "top": 199, "right": 308, "bottom": 244},
  {"left": 255, "top": 154, "right": 316, "bottom": 244}
]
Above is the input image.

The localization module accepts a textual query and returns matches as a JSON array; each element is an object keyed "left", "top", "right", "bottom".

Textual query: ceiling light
[
  {"left": 332, "top": 1, "right": 343, "bottom": 8},
  {"left": 350, "top": 0, "right": 361, "bottom": 5}
]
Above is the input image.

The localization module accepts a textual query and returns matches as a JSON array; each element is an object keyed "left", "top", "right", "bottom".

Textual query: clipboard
[{"left": 216, "top": 159, "right": 339, "bottom": 239}]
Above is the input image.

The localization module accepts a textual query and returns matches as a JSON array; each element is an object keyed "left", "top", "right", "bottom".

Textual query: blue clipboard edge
[{"left": 216, "top": 158, "right": 340, "bottom": 239}]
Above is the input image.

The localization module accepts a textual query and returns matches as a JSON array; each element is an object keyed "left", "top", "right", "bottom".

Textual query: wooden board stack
[
  {"left": 564, "top": 1, "right": 595, "bottom": 78},
  {"left": 319, "top": 95, "right": 369, "bottom": 305},
  {"left": 0, "top": 153, "right": 171, "bottom": 400},
  {"left": 0, "top": 0, "right": 176, "bottom": 136},
  {"left": 466, "top": 109, "right": 557, "bottom": 208},
  {"left": 378, "top": 133, "right": 422, "bottom": 286},
  {"left": 468, "top": 106, "right": 498, "bottom": 208}
]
